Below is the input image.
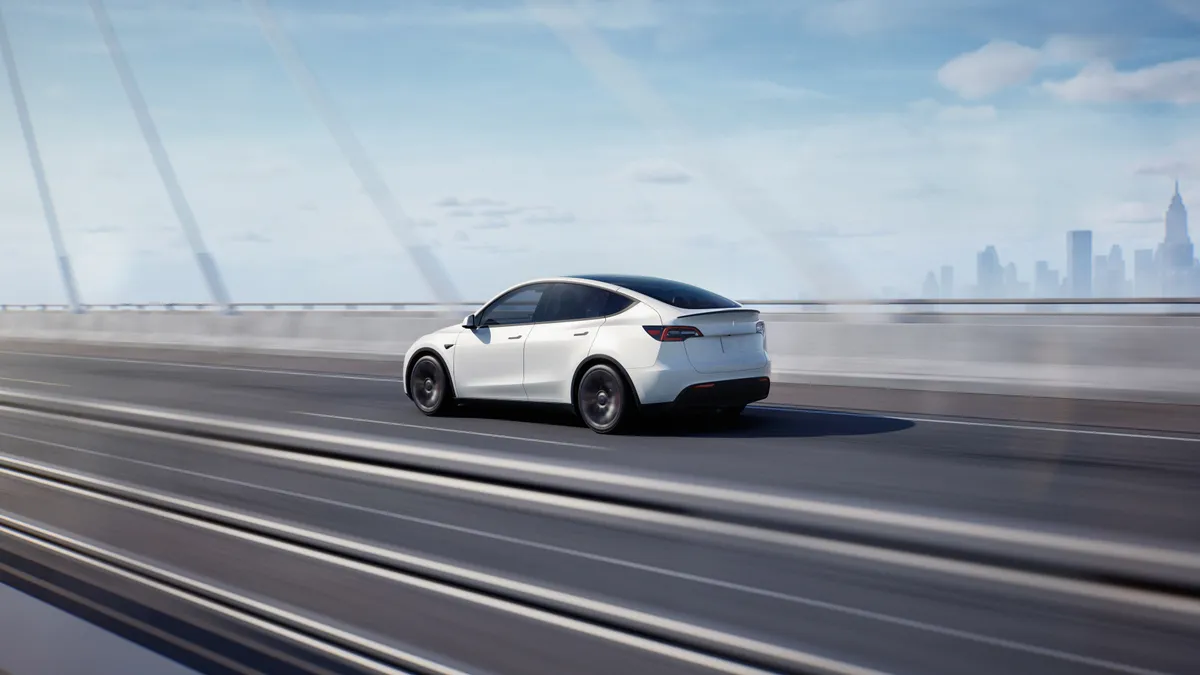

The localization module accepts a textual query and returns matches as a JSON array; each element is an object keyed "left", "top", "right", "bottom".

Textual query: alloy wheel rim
[
  {"left": 411, "top": 358, "right": 442, "bottom": 411},
  {"left": 580, "top": 369, "right": 620, "bottom": 428}
]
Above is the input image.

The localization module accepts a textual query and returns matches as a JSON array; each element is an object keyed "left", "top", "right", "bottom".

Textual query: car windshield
[{"left": 575, "top": 276, "right": 739, "bottom": 310}]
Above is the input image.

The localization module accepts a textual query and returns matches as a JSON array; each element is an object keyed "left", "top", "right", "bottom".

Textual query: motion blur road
[{"left": 0, "top": 340, "right": 1198, "bottom": 674}]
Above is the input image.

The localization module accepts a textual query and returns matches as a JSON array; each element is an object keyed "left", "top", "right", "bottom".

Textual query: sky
[{"left": 0, "top": 0, "right": 1197, "bottom": 304}]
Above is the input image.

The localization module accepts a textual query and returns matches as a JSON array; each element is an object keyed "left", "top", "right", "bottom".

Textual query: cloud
[
  {"left": 479, "top": 207, "right": 526, "bottom": 217},
  {"left": 523, "top": 210, "right": 577, "bottom": 226},
  {"left": 937, "top": 40, "right": 1042, "bottom": 99},
  {"left": 232, "top": 232, "right": 271, "bottom": 244},
  {"left": 625, "top": 159, "right": 693, "bottom": 185},
  {"left": 447, "top": 209, "right": 476, "bottom": 218},
  {"left": 473, "top": 220, "right": 510, "bottom": 230},
  {"left": 937, "top": 35, "right": 1125, "bottom": 100},
  {"left": 1043, "top": 58, "right": 1200, "bottom": 104},
  {"left": 1041, "top": 35, "right": 1124, "bottom": 64}
]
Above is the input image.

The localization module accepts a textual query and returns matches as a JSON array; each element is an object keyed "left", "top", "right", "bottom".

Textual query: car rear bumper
[{"left": 672, "top": 376, "right": 771, "bottom": 408}]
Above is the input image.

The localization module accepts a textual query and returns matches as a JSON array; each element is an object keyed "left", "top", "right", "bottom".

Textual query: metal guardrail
[{"left": 2, "top": 298, "right": 1200, "bottom": 313}]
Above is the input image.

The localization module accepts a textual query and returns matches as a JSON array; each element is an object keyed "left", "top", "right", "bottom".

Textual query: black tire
[
  {"left": 576, "top": 363, "right": 635, "bottom": 434},
  {"left": 408, "top": 355, "right": 454, "bottom": 416}
]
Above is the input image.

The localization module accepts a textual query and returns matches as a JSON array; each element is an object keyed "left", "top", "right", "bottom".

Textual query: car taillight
[
  {"left": 643, "top": 325, "right": 703, "bottom": 341},
  {"left": 755, "top": 320, "right": 765, "bottom": 335}
]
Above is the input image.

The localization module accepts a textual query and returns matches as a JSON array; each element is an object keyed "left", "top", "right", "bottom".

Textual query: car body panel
[
  {"left": 524, "top": 316, "right": 605, "bottom": 403},
  {"left": 453, "top": 324, "right": 529, "bottom": 400}
]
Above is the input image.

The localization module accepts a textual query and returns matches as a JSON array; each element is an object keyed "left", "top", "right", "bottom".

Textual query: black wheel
[
  {"left": 408, "top": 355, "right": 454, "bottom": 416},
  {"left": 577, "top": 364, "right": 634, "bottom": 434}
]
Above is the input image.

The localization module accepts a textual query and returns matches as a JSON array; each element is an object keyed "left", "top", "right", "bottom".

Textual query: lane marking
[
  {"left": 0, "top": 396, "right": 1196, "bottom": 581},
  {"left": 0, "top": 376, "right": 69, "bottom": 388},
  {"left": 0, "top": 349, "right": 401, "bottom": 383},
  {"left": 0, "top": 516, "right": 461, "bottom": 675},
  {"left": 293, "top": 411, "right": 606, "bottom": 450},
  {"left": 749, "top": 403, "right": 1200, "bottom": 443},
  {"left": 0, "top": 458, "right": 857, "bottom": 675},
  {"left": 0, "top": 429, "right": 1172, "bottom": 675},
  {"left": 1, "top": 408, "right": 1199, "bottom": 627}
]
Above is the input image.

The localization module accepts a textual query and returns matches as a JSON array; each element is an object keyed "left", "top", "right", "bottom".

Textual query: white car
[{"left": 402, "top": 275, "right": 771, "bottom": 433}]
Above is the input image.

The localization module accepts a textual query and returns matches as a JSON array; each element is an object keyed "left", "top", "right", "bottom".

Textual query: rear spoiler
[{"left": 675, "top": 308, "right": 760, "bottom": 320}]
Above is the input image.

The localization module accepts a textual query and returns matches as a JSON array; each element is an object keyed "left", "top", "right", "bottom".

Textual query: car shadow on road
[
  {"left": 449, "top": 402, "right": 914, "bottom": 439},
  {"left": 634, "top": 407, "right": 916, "bottom": 439}
]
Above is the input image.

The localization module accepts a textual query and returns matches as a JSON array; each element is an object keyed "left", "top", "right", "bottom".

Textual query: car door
[
  {"left": 523, "top": 283, "right": 631, "bottom": 403},
  {"left": 453, "top": 283, "right": 548, "bottom": 401}
]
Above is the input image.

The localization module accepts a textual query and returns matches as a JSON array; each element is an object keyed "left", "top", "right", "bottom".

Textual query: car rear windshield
[{"left": 576, "top": 275, "right": 739, "bottom": 310}]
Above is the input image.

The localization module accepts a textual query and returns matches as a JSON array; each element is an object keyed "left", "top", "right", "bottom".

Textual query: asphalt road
[{"left": 0, "top": 341, "right": 1198, "bottom": 674}]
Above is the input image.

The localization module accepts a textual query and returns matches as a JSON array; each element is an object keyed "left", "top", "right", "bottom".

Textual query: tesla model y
[{"left": 402, "top": 275, "right": 771, "bottom": 433}]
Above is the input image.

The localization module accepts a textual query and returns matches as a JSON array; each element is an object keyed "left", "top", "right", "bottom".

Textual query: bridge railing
[{"left": 2, "top": 298, "right": 1200, "bottom": 314}]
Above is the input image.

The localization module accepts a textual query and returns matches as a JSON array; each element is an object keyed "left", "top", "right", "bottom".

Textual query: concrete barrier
[{"left": 1, "top": 309, "right": 1198, "bottom": 404}]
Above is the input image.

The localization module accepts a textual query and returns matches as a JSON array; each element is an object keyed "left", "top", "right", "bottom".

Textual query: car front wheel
[
  {"left": 577, "top": 363, "right": 634, "bottom": 434},
  {"left": 409, "top": 355, "right": 454, "bottom": 416}
]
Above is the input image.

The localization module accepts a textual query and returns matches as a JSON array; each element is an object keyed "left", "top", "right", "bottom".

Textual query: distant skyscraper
[
  {"left": 1157, "top": 180, "right": 1193, "bottom": 296},
  {"left": 1134, "top": 248, "right": 1157, "bottom": 296},
  {"left": 922, "top": 271, "right": 940, "bottom": 299},
  {"left": 976, "top": 245, "right": 1004, "bottom": 298},
  {"left": 1093, "top": 253, "right": 1108, "bottom": 297},
  {"left": 1105, "top": 244, "right": 1127, "bottom": 297},
  {"left": 940, "top": 265, "right": 954, "bottom": 299},
  {"left": 1034, "top": 260, "right": 1060, "bottom": 297},
  {"left": 1067, "top": 230, "right": 1093, "bottom": 298}
]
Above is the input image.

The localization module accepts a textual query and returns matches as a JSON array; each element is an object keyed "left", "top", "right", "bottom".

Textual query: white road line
[
  {"left": 1, "top": 430, "right": 1170, "bottom": 675},
  {"left": 0, "top": 515, "right": 462, "bottom": 675},
  {"left": 0, "top": 458, "right": 854, "bottom": 675},
  {"left": 0, "top": 376, "right": 69, "bottom": 387},
  {"left": 749, "top": 403, "right": 1200, "bottom": 443},
  {"left": 1, "top": 408, "right": 1198, "bottom": 627},
  {"left": 0, "top": 349, "right": 401, "bottom": 383},
  {"left": 294, "top": 411, "right": 606, "bottom": 450},
  {"left": 0, "top": 394, "right": 1196, "bottom": 580}
]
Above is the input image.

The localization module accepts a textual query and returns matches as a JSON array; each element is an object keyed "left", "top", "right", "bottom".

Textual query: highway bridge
[{"left": 0, "top": 304, "right": 1198, "bottom": 675}]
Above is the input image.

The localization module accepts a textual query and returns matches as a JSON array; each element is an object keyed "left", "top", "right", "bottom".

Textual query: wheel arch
[
  {"left": 570, "top": 354, "right": 641, "bottom": 414},
  {"left": 405, "top": 348, "right": 456, "bottom": 400}
]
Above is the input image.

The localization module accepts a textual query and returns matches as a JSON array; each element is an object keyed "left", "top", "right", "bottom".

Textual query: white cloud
[
  {"left": 937, "top": 40, "right": 1042, "bottom": 99},
  {"left": 624, "top": 159, "right": 694, "bottom": 185},
  {"left": 937, "top": 35, "right": 1125, "bottom": 100},
  {"left": 1043, "top": 58, "right": 1200, "bottom": 104},
  {"left": 1041, "top": 34, "right": 1124, "bottom": 64}
]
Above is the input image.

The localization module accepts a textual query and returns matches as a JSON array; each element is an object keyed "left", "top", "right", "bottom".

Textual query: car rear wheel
[
  {"left": 577, "top": 364, "right": 634, "bottom": 434},
  {"left": 409, "top": 355, "right": 454, "bottom": 416}
]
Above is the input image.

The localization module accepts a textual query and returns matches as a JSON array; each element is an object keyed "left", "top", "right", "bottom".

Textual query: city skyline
[{"left": 922, "top": 179, "right": 1194, "bottom": 299}]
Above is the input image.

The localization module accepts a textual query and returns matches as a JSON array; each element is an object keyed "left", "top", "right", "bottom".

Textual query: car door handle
[
  {"left": 508, "top": 335, "right": 523, "bottom": 340},
  {"left": 573, "top": 331, "right": 589, "bottom": 336}
]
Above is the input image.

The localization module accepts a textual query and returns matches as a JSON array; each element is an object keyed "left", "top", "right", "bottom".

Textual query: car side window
[
  {"left": 478, "top": 284, "right": 548, "bottom": 326},
  {"left": 537, "top": 283, "right": 634, "bottom": 322}
]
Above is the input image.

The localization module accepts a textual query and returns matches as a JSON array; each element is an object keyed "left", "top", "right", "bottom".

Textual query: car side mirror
[{"left": 462, "top": 313, "right": 477, "bottom": 330}]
